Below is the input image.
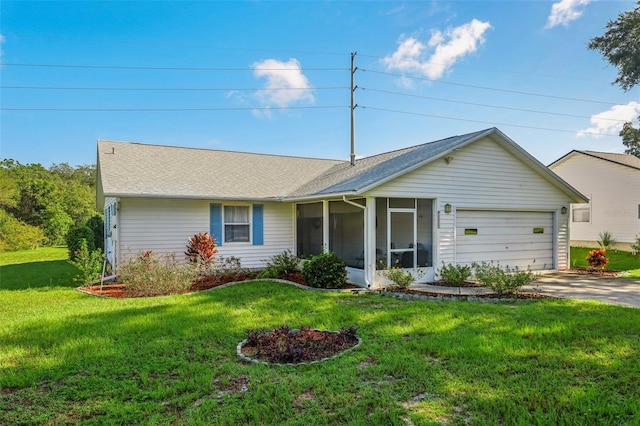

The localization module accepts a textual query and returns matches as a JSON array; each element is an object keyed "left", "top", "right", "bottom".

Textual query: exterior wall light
[
  {"left": 561, "top": 206, "right": 567, "bottom": 215},
  {"left": 444, "top": 203, "right": 452, "bottom": 214}
]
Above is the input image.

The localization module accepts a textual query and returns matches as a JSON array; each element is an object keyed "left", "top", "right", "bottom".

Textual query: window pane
[
  {"left": 389, "top": 198, "right": 414, "bottom": 208},
  {"left": 225, "top": 206, "right": 249, "bottom": 223},
  {"left": 225, "top": 225, "right": 250, "bottom": 242},
  {"left": 572, "top": 204, "right": 590, "bottom": 223}
]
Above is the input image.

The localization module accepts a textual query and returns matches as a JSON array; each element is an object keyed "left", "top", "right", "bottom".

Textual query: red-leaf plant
[
  {"left": 586, "top": 248, "right": 609, "bottom": 270},
  {"left": 185, "top": 232, "right": 218, "bottom": 271}
]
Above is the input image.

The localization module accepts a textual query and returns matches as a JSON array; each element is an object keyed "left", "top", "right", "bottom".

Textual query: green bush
[
  {"left": 439, "top": 262, "right": 472, "bottom": 286},
  {"left": 382, "top": 266, "right": 423, "bottom": 289},
  {"left": 119, "top": 251, "right": 197, "bottom": 297},
  {"left": 0, "top": 209, "right": 45, "bottom": 252},
  {"left": 301, "top": 250, "right": 347, "bottom": 289},
  {"left": 66, "top": 226, "right": 95, "bottom": 261},
  {"left": 472, "top": 261, "right": 537, "bottom": 296},
  {"left": 258, "top": 250, "right": 300, "bottom": 279},
  {"left": 69, "top": 239, "right": 104, "bottom": 286},
  {"left": 85, "top": 215, "right": 104, "bottom": 251}
]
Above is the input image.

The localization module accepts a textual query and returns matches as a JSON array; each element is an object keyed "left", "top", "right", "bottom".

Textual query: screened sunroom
[{"left": 295, "top": 197, "right": 434, "bottom": 287}]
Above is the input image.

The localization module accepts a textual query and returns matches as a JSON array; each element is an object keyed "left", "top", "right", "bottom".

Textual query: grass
[
  {"left": 1, "top": 251, "right": 639, "bottom": 425},
  {"left": 0, "top": 247, "right": 80, "bottom": 290},
  {"left": 571, "top": 246, "right": 640, "bottom": 279}
]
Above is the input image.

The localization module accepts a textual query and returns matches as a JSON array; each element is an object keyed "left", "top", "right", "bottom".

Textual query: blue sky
[{"left": 1, "top": 0, "right": 639, "bottom": 167}]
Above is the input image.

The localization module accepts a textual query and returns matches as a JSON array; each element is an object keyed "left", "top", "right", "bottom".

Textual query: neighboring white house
[
  {"left": 97, "top": 128, "right": 586, "bottom": 288},
  {"left": 549, "top": 150, "right": 640, "bottom": 251}
]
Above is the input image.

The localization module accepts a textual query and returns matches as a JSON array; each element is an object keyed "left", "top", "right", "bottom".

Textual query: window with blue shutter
[
  {"left": 252, "top": 204, "right": 264, "bottom": 245},
  {"left": 210, "top": 203, "right": 223, "bottom": 246}
]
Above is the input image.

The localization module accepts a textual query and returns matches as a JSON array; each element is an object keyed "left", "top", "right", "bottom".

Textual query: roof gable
[{"left": 550, "top": 150, "right": 640, "bottom": 172}]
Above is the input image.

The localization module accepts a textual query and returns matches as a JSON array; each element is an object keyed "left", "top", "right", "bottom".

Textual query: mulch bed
[
  {"left": 80, "top": 272, "right": 359, "bottom": 298},
  {"left": 381, "top": 287, "right": 555, "bottom": 300},
  {"left": 568, "top": 268, "right": 620, "bottom": 277}
]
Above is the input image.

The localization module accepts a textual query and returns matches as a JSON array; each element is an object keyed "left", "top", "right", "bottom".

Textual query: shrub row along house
[
  {"left": 97, "top": 127, "right": 586, "bottom": 288},
  {"left": 549, "top": 150, "right": 640, "bottom": 251}
]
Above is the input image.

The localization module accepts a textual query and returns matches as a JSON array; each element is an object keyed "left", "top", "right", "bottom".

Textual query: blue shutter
[
  {"left": 210, "top": 203, "right": 223, "bottom": 246},
  {"left": 252, "top": 204, "right": 264, "bottom": 245}
]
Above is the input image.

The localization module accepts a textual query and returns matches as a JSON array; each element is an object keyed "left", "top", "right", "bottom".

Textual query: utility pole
[{"left": 350, "top": 52, "right": 357, "bottom": 166}]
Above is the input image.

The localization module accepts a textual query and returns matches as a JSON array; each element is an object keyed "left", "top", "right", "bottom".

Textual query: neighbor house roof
[
  {"left": 98, "top": 128, "right": 587, "bottom": 207},
  {"left": 549, "top": 150, "right": 640, "bottom": 172}
]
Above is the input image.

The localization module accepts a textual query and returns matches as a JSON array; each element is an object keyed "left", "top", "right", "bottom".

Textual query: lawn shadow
[{"left": 0, "top": 260, "right": 79, "bottom": 290}]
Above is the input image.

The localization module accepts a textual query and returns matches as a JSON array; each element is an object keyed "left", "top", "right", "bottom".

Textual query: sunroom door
[{"left": 388, "top": 209, "right": 416, "bottom": 268}]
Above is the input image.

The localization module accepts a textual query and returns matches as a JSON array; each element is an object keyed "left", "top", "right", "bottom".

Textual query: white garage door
[{"left": 456, "top": 210, "right": 553, "bottom": 270}]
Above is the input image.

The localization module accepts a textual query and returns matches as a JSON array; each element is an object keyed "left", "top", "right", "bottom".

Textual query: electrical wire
[
  {"left": 1, "top": 85, "right": 348, "bottom": 92},
  {"left": 360, "top": 69, "right": 626, "bottom": 106},
  {"left": 359, "top": 105, "right": 619, "bottom": 137},
  {"left": 2, "top": 63, "right": 348, "bottom": 71},
  {"left": 0, "top": 106, "right": 349, "bottom": 112},
  {"left": 360, "top": 87, "right": 628, "bottom": 123}
]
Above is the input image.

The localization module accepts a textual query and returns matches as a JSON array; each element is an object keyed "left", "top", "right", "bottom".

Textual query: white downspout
[{"left": 342, "top": 195, "right": 371, "bottom": 287}]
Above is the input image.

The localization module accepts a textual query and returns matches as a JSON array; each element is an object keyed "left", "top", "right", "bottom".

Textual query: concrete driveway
[{"left": 526, "top": 271, "right": 640, "bottom": 308}]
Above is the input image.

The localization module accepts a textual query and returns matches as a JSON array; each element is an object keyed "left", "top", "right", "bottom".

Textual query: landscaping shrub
[
  {"left": 66, "top": 226, "right": 95, "bottom": 261},
  {"left": 586, "top": 248, "right": 609, "bottom": 269},
  {"left": 119, "top": 251, "right": 197, "bottom": 297},
  {"left": 185, "top": 231, "right": 218, "bottom": 272},
  {"left": 85, "top": 215, "right": 104, "bottom": 251},
  {"left": 0, "top": 209, "right": 45, "bottom": 252},
  {"left": 301, "top": 250, "right": 348, "bottom": 289},
  {"left": 438, "top": 262, "right": 472, "bottom": 286},
  {"left": 69, "top": 239, "right": 104, "bottom": 286},
  {"left": 382, "top": 266, "right": 423, "bottom": 289},
  {"left": 597, "top": 231, "right": 616, "bottom": 251},
  {"left": 258, "top": 250, "right": 300, "bottom": 279},
  {"left": 472, "top": 261, "right": 536, "bottom": 296}
]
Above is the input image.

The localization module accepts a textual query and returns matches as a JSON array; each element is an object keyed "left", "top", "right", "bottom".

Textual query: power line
[
  {"left": 0, "top": 106, "right": 349, "bottom": 112},
  {"left": 360, "top": 87, "right": 628, "bottom": 123},
  {"left": 361, "top": 69, "right": 625, "bottom": 106},
  {"left": 2, "top": 63, "right": 348, "bottom": 71},
  {"left": 360, "top": 105, "right": 619, "bottom": 138},
  {"left": 1, "top": 85, "right": 348, "bottom": 92},
  {"left": 357, "top": 52, "right": 602, "bottom": 83},
  {"left": 8, "top": 34, "right": 350, "bottom": 57}
]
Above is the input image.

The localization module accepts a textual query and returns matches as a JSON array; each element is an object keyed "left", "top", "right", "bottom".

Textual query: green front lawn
[
  {"left": 1, "top": 252, "right": 639, "bottom": 424},
  {"left": 571, "top": 246, "right": 640, "bottom": 279}
]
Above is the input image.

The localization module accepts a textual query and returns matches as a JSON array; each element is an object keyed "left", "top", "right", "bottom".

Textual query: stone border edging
[{"left": 237, "top": 330, "right": 362, "bottom": 367}]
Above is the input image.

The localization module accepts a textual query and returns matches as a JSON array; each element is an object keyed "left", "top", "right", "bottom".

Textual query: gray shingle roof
[
  {"left": 97, "top": 141, "right": 344, "bottom": 200},
  {"left": 98, "top": 127, "right": 585, "bottom": 203}
]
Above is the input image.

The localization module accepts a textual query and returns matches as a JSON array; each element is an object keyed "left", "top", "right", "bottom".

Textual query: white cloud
[
  {"left": 382, "top": 19, "right": 492, "bottom": 80},
  {"left": 545, "top": 0, "right": 592, "bottom": 29},
  {"left": 577, "top": 102, "right": 640, "bottom": 137},
  {"left": 252, "top": 58, "right": 314, "bottom": 109}
]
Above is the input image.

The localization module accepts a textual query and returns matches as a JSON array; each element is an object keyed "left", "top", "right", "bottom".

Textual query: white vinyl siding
[
  {"left": 368, "top": 136, "right": 572, "bottom": 270},
  {"left": 456, "top": 210, "right": 554, "bottom": 270},
  {"left": 117, "top": 198, "right": 294, "bottom": 269},
  {"left": 551, "top": 154, "right": 640, "bottom": 244}
]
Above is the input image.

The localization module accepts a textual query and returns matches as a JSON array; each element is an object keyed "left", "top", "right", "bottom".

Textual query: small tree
[
  {"left": 85, "top": 215, "right": 105, "bottom": 251},
  {"left": 185, "top": 232, "right": 218, "bottom": 272},
  {"left": 69, "top": 239, "right": 104, "bottom": 286}
]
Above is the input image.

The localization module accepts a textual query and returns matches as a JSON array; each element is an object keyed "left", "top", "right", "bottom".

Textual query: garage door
[{"left": 456, "top": 210, "right": 553, "bottom": 270}]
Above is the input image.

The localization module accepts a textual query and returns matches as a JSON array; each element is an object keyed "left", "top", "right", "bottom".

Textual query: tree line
[{"left": 0, "top": 159, "right": 101, "bottom": 252}]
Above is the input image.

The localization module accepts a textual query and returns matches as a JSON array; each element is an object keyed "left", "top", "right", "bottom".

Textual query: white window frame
[
  {"left": 571, "top": 203, "right": 591, "bottom": 223},
  {"left": 223, "top": 204, "right": 252, "bottom": 244}
]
